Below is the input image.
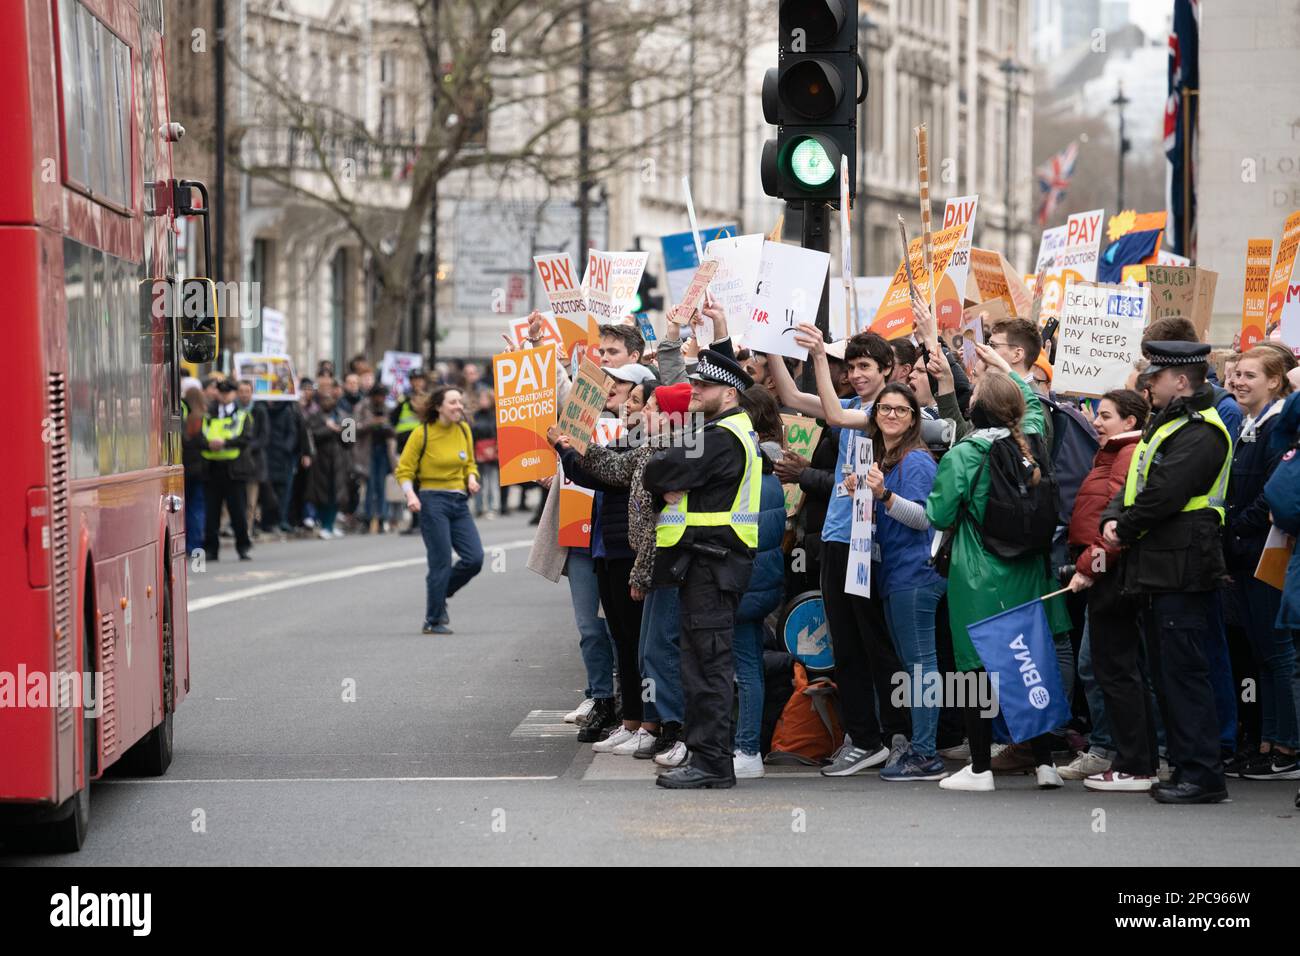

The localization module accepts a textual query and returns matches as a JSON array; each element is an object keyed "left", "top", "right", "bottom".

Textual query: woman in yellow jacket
[{"left": 396, "top": 386, "right": 484, "bottom": 634}]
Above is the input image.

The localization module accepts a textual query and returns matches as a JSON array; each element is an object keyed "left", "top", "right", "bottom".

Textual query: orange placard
[
  {"left": 1241, "top": 238, "right": 1274, "bottom": 350},
  {"left": 1266, "top": 211, "right": 1300, "bottom": 330},
  {"left": 493, "top": 347, "right": 558, "bottom": 487},
  {"left": 534, "top": 252, "right": 589, "bottom": 359},
  {"left": 557, "top": 469, "right": 595, "bottom": 547},
  {"left": 870, "top": 222, "right": 966, "bottom": 339}
]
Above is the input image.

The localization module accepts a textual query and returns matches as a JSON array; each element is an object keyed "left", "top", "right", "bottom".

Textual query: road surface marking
[
  {"left": 511, "top": 709, "right": 578, "bottom": 738},
  {"left": 188, "top": 539, "right": 535, "bottom": 612}
]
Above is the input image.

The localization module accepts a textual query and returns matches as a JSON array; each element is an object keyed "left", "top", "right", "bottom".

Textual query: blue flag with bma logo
[{"left": 966, "top": 597, "right": 1070, "bottom": 743}]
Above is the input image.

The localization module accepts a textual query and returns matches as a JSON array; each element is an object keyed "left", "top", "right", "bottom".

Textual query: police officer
[
  {"left": 203, "top": 379, "right": 254, "bottom": 561},
  {"left": 392, "top": 371, "right": 428, "bottom": 453},
  {"left": 643, "top": 349, "right": 761, "bottom": 789},
  {"left": 1101, "top": 340, "right": 1232, "bottom": 804}
]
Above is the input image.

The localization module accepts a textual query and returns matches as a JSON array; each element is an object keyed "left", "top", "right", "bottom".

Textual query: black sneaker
[
  {"left": 1241, "top": 752, "right": 1300, "bottom": 781},
  {"left": 642, "top": 723, "right": 680, "bottom": 760},
  {"left": 1223, "top": 749, "right": 1256, "bottom": 778},
  {"left": 576, "top": 698, "right": 618, "bottom": 743}
]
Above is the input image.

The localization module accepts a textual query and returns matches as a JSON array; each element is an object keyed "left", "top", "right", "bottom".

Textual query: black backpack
[{"left": 971, "top": 432, "right": 1059, "bottom": 560}]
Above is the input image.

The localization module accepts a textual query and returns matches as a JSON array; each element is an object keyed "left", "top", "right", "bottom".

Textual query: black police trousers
[
  {"left": 204, "top": 460, "right": 251, "bottom": 560},
  {"left": 678, "top": 557, "right": 741, "bottom": 778},
  {"left": 1143, "top": 590, "right": 1226, "bottom": 792}
]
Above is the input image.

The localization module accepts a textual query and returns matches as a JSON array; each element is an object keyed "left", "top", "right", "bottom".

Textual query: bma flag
[{"left": 966, "top": 597, "right": 1071, "bottom": 743}]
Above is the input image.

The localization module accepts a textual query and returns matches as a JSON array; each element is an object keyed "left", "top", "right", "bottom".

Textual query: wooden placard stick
[{"left": 914, "top": 124, "right": 936, "bottom": 322}]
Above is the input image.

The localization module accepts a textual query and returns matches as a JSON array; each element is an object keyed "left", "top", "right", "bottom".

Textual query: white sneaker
[
  {"left": 331, "top": 528, "right": 346, "bottom": 538},
  {"left": 939, "top": 764, "right": 995, "bottom": 792},
  {"left": 733, "top": 750, "right": 765, "bottom": 779},
  {"left": 592, "top": 726, "right": 634, "bottom": 753},
  {"left": 317, "top": 528, "right": 332, "bottom": 540},
  {"left": 565, "top": 699, "right": 595, "bottom": 724},
  {"left": 937, "top": 740, "right": 970, "bottom": 760},
  {"left": 611, "top": 727, "right": 655, "bottom": 756},
  {"left": 654, "top": 741, "right": 688, "bottom": 767},
  {"left": 1036, "top": 764, "right": 1064, "bottom": 789},
  {"left": 1059, "top": 750, "right": 1113, "bottom": 780},
  {"left": 1084, "top": 770, "right": 1156, "bottom": 792},
  {"left": 303, "top": 516, "right": 317, "bottom": 529}
]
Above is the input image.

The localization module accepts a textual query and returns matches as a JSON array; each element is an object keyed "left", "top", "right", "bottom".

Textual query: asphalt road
[{"left": 5, "top": 512, "right": 1297, "bottom": 866}]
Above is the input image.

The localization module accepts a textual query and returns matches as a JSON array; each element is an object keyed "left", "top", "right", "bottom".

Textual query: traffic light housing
[
  {"left": 761, "top": 0, "right": 861, "bottom": 203},
  {"left": 632, "top": 268, "right": 663, "bottom": 314}
]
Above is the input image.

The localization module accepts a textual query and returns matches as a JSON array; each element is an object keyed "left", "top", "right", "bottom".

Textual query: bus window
[{"left": 57, "top": 0, "right": 132, "bottom": 210}]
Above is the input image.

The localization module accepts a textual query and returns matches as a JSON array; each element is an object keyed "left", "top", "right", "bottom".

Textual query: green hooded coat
[{"left": 924, "top": 373, "right": 1071, "bottom": 671}]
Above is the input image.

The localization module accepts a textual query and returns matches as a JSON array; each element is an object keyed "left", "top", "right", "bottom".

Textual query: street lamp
[
  {"left": 1112, "top": 80, "right": 1131, "bottom": 212},
  {"left": 999, "top": 54, "right": 1027, "bottom": 260}
]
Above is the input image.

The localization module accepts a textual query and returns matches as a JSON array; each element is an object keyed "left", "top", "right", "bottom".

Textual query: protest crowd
[{"left": 180, "top": 214, "right": 1300, "bottom": 810}]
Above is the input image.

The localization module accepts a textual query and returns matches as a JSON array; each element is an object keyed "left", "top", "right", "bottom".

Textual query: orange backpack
[{"left": 765, "top": 662, "right": 844, "bottom": 766}]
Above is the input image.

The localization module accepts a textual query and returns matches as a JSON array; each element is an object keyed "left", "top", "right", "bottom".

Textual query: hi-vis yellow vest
[
  {"left": 1122, "top": 405, "right": 1230, "bottom": 525},
  {"left": 655, "top": 410, "right": 762, "bottom": 549},
  {"left": 395, "top": 399, "right": 419, "bottom": 435},
  {"left": 201, "top": 408, "right": 248, "bottom": 461}
]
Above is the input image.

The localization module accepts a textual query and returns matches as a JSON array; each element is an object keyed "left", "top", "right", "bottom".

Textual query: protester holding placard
[
  {"left": 770, "top": 327, "right": 912, "bottom": 776},
  {"left": 1222, "top": 347, "right": 1299, "bottom": 780},
  {"left": 396, "top": 386, "right": 484, "bottom": 636},
  {"left": 832, "top": 380, "right": 950, "bottom": 782},
  {"left": 926, "top": 365, "right": 1070, "bottom": 793}
]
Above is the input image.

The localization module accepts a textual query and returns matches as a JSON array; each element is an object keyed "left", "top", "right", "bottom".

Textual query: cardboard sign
[
  {"left": 844, "top": 434, "right": 874, "bottom": 598},
  {"left": 967, "top": 247, "right": 1031, "bottom": 317},
  {"left": 379, "top": 350, "right": 424, "bottom": 406},
  {"left": 780, "top": 414, "right": 823, "bottom": 516},
  {"left": 232, "top": 353, "right": 298, "bottom": 401},
  {"left": 940, "top": 196, "right": 979, "bottom": 330},
  {"left": 556, "top": 358, "right": 610, "bottom": 455},
  {"left": 533, "top": 252, "right": 589, "bottom": 359},
  {"left": 829, "top": 275, "right": 893, "bottom": 336},
  {"left": 493, "top": 347, "right": 558, "bottom": 486},
  {"left": 870, "top": 221, "right": 967, "bottom": 339},
  {"left": 957, "top": 301, "right": 996, "bottom": 371},
  {"left": 668, "top": 259, "right": 719, "bottom": 326},
  {"left": 508, "top": 311, "right": 564, "bottom": 350},
  {"left": 1255, "top": 525, "right": 1294, "bottom": 591},
  {"left": 1040, "top": 209, "right": 1106, "bottom": 320},
  {"left": 745, "top": 241, "right": 832, "bottom": 360},
  {"left": 1052, "top": 281, "right": 1148, "bottom": 398},
  {"left": 705, "top": 233, "right": 764, "bottom": 340},
  {"left": 1145, "top": 264, "right": 1219, "bottom": 341},
  {"left": 1267, "top": 211, "right": 1300, "bottom": 328},
  {"left": 584, "top": 250, "right": 647, "bottom": 325},
  {"left": 1241, "top": 238, "right": 1274, "bottom": 350}
]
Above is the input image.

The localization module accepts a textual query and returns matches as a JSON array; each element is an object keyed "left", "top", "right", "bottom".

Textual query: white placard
[
  {"left": 845, "top": 434, "right": 874, "bottom": 598},
  {"left": 744, "top": 242, "right": 831, "bottom": 360},
  {"left": 260, "top": 307, "right": 287, "bottom": 356},
  {"left": 705, "top": 233, "right": 764, "bottom": 340},
  {"left": 1052, "top": 281, "right": 1148, "bottom": 397}
]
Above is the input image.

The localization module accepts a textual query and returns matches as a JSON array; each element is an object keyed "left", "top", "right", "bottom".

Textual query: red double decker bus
[{"left": 0, "top": 0, "right": 215, "bottom": 851}]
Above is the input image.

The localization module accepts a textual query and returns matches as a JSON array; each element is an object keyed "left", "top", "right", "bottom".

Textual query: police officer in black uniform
[
  {"left": 643, "top": 349, "right": 762, "bottom": 789},
  {"left": 203, "top": 379, "right": 255, "bottom": 562},
  {"left": 1100, "top": 340, "right": 1232, "bottom": 803}
]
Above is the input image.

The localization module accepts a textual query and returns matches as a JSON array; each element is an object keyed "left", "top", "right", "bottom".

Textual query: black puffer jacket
[
  {"left": 1100, "top": 384, "right": 1231, "bottom": 594},
  {"left": 1224, "top": 402, "right": 1283, "bottom": 575},
  {"left": 557, "top": 443, "right": 633, "bottom": 560}
]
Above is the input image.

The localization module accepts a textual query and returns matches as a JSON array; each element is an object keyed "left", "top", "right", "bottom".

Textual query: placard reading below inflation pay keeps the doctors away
[{"left": 1051, "top": 280, "right": 1148, "bottom": 398}]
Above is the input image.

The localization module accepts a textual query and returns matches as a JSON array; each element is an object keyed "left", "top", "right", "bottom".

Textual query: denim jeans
[
  {"left": 184, "top": 478, "right": 205, "bottom": 555},
  {"left": 418, "top": 490, "right": 484, "bottom": 625},
  {"left": 639, "top": 586, "right": 684, "bottom": 725},
  {"left": 1077, "top": 613, "right": 1116, "bottom": 757},
  {"left": 567, "top": 549, "right": 615, "bottom": 700},
  {"left": 732, "top": 619, "right": 765, "bottom": 755},
  {"left": 365, "top": 446, "right": 390, "bottom": 520},
  {"left": 882, "top": 579, "right": 946, "bottom": 756},
  {"left": 1238, "top": 576, "right": 1300, "bottom": 750}
]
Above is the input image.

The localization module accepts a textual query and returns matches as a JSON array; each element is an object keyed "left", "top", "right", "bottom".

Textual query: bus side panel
[
  {"left": 0, "top": 228, "right": 60, "bottom": 804},
  {"left": 169, "top": 506, "right": 190, "bottom": 708}
]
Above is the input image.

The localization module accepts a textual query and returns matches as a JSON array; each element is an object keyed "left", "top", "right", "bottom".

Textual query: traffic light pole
[{"left": 787, "top": 199, "right": 831, "bottom": 390}]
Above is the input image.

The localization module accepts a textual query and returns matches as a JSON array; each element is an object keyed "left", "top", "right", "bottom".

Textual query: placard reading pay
[{"left": 744, "top": 242, "right": 831, "bottom": 361}]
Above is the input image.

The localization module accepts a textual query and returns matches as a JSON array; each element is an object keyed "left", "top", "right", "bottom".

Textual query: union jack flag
[{"left": 1035, "top": 141, "right": 1079, "bottom": 226}]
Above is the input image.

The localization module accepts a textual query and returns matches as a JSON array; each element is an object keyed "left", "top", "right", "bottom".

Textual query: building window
[{"left": 380, "top": 50, "right": 396, "bottom": 86}]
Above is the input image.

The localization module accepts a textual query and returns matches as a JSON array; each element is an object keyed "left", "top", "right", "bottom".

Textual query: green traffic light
[
  {"left": 789, "top": 138, "right": 835, "bottom": 187},
  {"left": 630, "top": 293, "right": 643, "bottom": 312}
]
